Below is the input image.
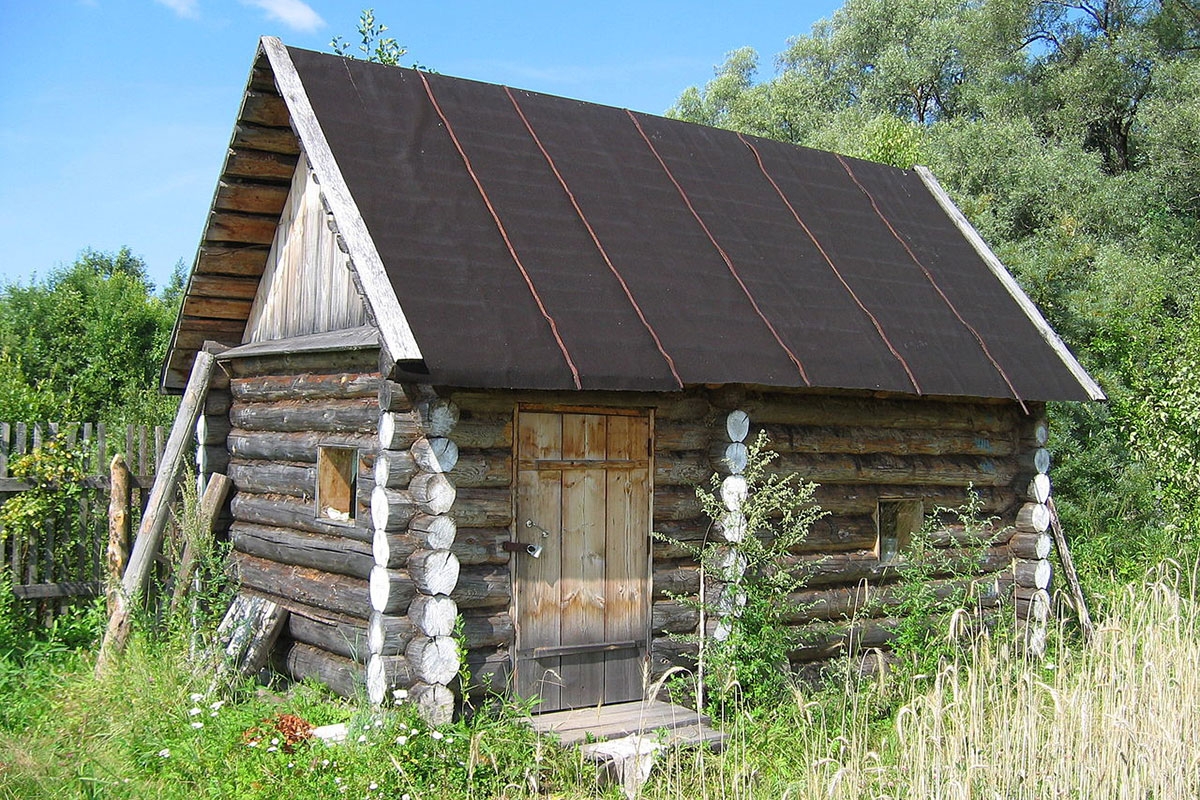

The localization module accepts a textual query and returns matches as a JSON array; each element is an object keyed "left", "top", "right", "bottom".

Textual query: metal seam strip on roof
[
  {"left": 417, "top": 71, "right": 582, "bottom": 389},
  {"left": 503, "top": 87, "right": 684, "bottom": 389},
  {"left": 624, "top": 110, "right": 812, "bottom": 387},
  {"left": 736, "top": 132, "right": 923, "bottom": 395},
  {"left": 834, "top": 155, "right": 1028, "bottom": 414}
]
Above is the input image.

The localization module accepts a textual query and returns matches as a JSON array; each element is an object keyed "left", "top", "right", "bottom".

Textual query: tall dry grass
[{"left": 648, "top": 562, "right": 1200, "bottom": 799}]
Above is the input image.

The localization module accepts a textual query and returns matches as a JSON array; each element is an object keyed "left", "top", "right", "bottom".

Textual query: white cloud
[
  {"left": 155, "top": 0, "right": 199, "bottom": 18},
  {"left": 242, "top": 0, "right": 324, "bottom": 33}
]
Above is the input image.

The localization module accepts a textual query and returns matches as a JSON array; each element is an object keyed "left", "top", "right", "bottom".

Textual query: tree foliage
[
  {"left": 0, "top": 248, "right": 180, "bottom": 426},
  {"left": 671, "top": 0, "right": 1200, "bottom": 584}
]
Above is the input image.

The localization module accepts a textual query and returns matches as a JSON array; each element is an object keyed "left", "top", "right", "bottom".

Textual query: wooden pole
[
  {"left": 96, "top": 351, "right": 216, "bottom": 674},
  {"left": 1046, "top": 497, "right": 1095, "bottom": 643},
  {"left": 105, "top": 454, "right": 132, "bottom": 618},
  {"left": 168, "top": 473, "right": 232, "bottom": 619}
]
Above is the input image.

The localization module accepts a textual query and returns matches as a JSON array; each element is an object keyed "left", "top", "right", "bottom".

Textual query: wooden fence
[{"left": 0, "top": 422, "right": 164, "bottom": 603}]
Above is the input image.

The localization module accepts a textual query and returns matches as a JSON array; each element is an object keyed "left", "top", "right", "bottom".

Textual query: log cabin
[{"left": 164, "top": 37, "right": 1104, "bottom": 723}]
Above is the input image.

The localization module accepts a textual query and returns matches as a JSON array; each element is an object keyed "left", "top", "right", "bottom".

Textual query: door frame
[{"left": 508, "top": 403, "right": 655, "bottom": 709}]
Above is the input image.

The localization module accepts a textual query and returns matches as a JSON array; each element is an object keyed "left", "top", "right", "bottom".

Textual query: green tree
[
  {"left": 670, "top": 0, "right": 1200, "bottom": 585},
  {"left": 0, "top": 247, "right": 180, "bottom": 425}
]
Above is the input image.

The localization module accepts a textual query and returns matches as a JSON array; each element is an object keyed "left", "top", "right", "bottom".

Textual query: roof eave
[{"left": 914, "top": 166, "right": 1106, "bottom": 402}]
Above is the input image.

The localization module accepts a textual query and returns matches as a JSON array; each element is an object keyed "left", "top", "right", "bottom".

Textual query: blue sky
[{"left": 0, "top": 1, "right": 840, "bottom": 292}]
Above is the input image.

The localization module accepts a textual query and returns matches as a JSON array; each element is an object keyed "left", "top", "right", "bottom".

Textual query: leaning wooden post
[
  {"left": 1046, "top": 496, "right": 1095, "bottom": 643},
  {"left": 105, "top": 453, "right": 132, "bottom": 618},
  {"left": 96, "top": 351, "right": 216, "bottom": 675}
]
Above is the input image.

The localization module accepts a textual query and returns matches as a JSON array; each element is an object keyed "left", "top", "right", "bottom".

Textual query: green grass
[{"left": 3, "top": 564, "right": 1200, "bottom": 798}]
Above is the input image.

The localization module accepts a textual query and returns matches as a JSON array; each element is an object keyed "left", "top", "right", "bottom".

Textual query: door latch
[
  {"left": 525, "top": 519, "right": 553, "bottom": 538},
  {"left": 502, "top": 541, "right": 543, "bottom": 558}
]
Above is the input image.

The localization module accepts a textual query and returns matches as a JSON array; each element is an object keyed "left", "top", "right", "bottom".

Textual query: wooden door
[{"left": 514, "top": 409, "right": 651, "bottom": 711}]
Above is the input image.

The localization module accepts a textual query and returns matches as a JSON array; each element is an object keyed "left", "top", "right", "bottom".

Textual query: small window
[
  {"left": 317, "top": 446, "right": 358, "bottom": 523},
  {"left": 876, "top": 499, "right": 923, "bottom": 564}
]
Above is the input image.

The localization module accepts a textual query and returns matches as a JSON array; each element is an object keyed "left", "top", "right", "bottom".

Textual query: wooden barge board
[{"left": 529, "top": 699, "right": 725, "bottom": 748}]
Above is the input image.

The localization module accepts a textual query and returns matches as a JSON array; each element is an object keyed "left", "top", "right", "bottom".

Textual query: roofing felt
[{"left": 164, "top": 41, "right": 1103, "bottom": 402}]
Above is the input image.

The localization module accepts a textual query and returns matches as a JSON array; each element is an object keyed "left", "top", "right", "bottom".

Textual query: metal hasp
[
  {"left": 525, "top": 519, "right": 553, "bottom": 538},
  {"left": 502, "top": 541, "right": 543, "bottom": 558}
]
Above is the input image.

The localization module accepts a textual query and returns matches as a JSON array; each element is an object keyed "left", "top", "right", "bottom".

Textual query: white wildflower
[
  {"left": 191, "top": 721, "right": 204, "bottom": 730},
  {"left": 369, "top": 783, "right": 378, "bottom": 790},
  {"left": 158, "top": 748, "right": 171, "bottom": 758},
  {"left": 392, "top": 688, "right": 408, "bottom": 701},
  {"left": 357, "top": 734, "right": 367, "bottom": 743},
  {"left": 430, "top": 730, "right": 444, "bottom": 740},
  {"left": 394, "top": 735, "right": 408, "bottom": 746},
  {"left": 188, "top": 707, "right": 202, "bottom": 716},
  {"left": 189, "top": 692, "right": 204, "bottom": 702},
  {"left": 210, "top": 699, "right": 225, "bottom": 711},
  {"left": 267, "top": 746, "right": 278, "bottom": 753}
]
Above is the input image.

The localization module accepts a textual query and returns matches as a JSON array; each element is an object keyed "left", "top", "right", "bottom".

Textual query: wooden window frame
[
  {"left": 317, "top": 445, "right": 358, "bottom": 524},
  {"left": 875, "top": 498, "right": 924, "bottom": 564}
]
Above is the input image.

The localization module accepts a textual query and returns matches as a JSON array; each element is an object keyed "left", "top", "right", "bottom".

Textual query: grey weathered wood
[
  {"left": 216, "top": 593, "right": 289, "bottom": 679},
  {"left": 106, "top": 453, "right": 132, "bottom": 617},
  {"left": 374, "top": 450, "right": 417, "bottom": 489},
  {"left": 407, "top": 549, "right": 460, "bottom": 596},
  {"left": 408, "top": 594, "right": 457, "bottom": 637},
  {"left": 233, "top": 551, "right": 375, "bottom": 619},
  {"left": 228, "top": 429, "right": 375, "bottom": 462},
  {"left": 231, "top": 493, "right": 371, "bottom": 542},
  {"left": 1013, "top": 558, "right": 1053, "bottom": 590},
  {"left": 371, "top": 485, "right": 418, "bottom": 532},
  {"left": 1047, "top": 497, "right": 1095, "bottom": 642},
  {"left": 260, "top": 37, "right": 423, "bottom": 369},
  {"left": 98, "top": 351, "right": 216, "bottom": 672},
  {"left": 405, "top": 635, "right": 460, "bottom": 686},
  {"left": 229, "top": 397, "right": 379, "bottom": 433},
  {"left": 275, "top": 641, "right": 365, "bottom": 698},
  {"left": 451, "top": 565, "right": 510, "bottom": 609},
  {"left": 411, "top": 437, "right": 459, "bottom": 474},
  {"left": 232, "top": 522, "right": 373, "bottom": 579}
]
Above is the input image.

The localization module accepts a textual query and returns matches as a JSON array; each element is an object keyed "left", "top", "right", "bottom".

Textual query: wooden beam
[
  {"left": 214, "top": 180, "right": 291, "bottom": 216},
  {"left": 240, "top": 91, "right": 290, "bottom": 127},
  {"left": 224, "top": 148, "right": 297, "bottom": 182},
  {"left": 207, "top": 210, "right": 279, "bottom": 244},
  {"left": 232, "top": 122, "right": 300, "bottom": 155},
  {"left": 188, "top": 273, "right": 261, "bottom": 300},
  {"left": 96, "top": 350, "right": 216, "bottom": 673},
  {"left": 196, "top": 244, "right": 271, "bottom": 276},
  {"left": 181, "top": 296, "right": 254, "bottom": 320}
]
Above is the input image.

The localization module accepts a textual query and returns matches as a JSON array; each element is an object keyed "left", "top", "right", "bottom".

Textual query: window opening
[
  {"left": 876, "top": 498, "right": 923, "bottom": 564},
  {"left": 317, "top": 446, "right": 358, "bottom": 522}
]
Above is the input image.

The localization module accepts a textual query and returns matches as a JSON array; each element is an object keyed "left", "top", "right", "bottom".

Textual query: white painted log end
[
  {"left": 725, "top": 410, "right": 750, "bottom": 444},
  {"left": 410, "top": 472, "right": 457, "bottom": 516},
  {"left": 367, "top": 655, "right": 387, "bottom": 706},
  {"left": 409, "top": 513, "right": 457, "bottom": 550},
  {"left": 1034, "top": 420, "right": 1049, "bottom": 447},
  {"left": 716, "top": 510, "right": 746, "bottom": 543},
  {"left": 405, "top": 636, "right": 460, "bottom": 686},
  {"left": 410, "top": 682, "right": 454, "bottom": 726},
  {"left": 412, "top": 437, "right": 459, "bottom": 474},
  {"left": 418, "top": 398, "right": 460, "bottom": 438},
  {"left": 409, "top": 594, "right": 457, "bottom": 638},
  {"left": 1016, "top": 502, "right": 1052, "bottom": 533},
  {"left": 1033, "top": 447, "right": 1051, "bottom": 475},
  {"left": 408, "top": 549, "right": 461, "bottom": 597},
  {"left": 1028, "top": 473, "right": 1051, "bottom": 504},
  {"left": 719, "top": 475, "right": 748, "bottom": 513}
]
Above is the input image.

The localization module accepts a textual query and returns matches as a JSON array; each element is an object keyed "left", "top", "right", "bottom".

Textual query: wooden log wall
[
  {"left": 219, "top": 366, "right": 1050, "bottom": 704},
  {"left": 446, "top": 386, "right": 1042, "bottom": 687},
  {"left": 222, "top": 347, "right": 383, "bottom": 696}
]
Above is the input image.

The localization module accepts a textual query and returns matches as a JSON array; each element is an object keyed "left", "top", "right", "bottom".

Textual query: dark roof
[{"left": 163, "top": 38, "right": 1103, "bottom": 403}]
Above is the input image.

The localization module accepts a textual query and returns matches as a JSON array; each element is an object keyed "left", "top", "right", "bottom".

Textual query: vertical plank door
[{"left": 514, "top": 409, "right": 650, "bottom": 712}]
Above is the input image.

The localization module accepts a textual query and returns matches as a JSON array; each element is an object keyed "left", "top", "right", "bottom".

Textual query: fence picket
[{"left": 0, "top": 421, "right": 163, "bottom": 612}]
